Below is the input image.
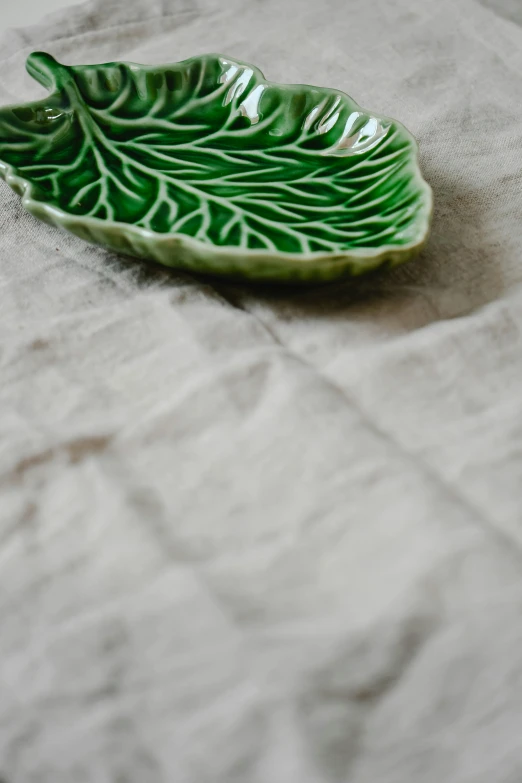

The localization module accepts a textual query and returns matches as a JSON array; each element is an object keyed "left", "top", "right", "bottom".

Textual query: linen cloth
[{"left": 1, "top": 0, "right": 522, "bottom": 781}]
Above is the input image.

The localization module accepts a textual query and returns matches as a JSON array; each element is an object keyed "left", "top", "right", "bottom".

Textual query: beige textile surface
[{"left": 1, "top": 0, "right": 522, "bottom": 781}]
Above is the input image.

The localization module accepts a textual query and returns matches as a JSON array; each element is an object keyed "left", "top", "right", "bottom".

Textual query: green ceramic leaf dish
[{"left": 0, "top": 52, "right": 432, "bottom": 282}]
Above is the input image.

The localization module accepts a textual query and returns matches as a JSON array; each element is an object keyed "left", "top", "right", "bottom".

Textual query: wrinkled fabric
[{"left": 1, "top": 1, "right": 522, "bottom": 781}]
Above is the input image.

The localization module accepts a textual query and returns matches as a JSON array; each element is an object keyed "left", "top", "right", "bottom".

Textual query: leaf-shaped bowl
[{"left": 0, "top": 52, "right": 432, "bottom": 282}]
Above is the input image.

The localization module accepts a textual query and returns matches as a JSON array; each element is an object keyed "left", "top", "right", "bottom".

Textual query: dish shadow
[
  {"left": 105, "top": 158, "right": 504, "bottom": 334},
  {"left": 206, "top": 159, "right": 505, "bottom": 328}
]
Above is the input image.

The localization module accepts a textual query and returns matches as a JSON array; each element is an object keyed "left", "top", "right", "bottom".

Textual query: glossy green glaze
[{"left": 0, "top": 52, "right": 432, "bottom": 281}]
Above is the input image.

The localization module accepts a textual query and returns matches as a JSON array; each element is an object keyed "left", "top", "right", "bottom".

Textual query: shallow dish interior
[{"left": 0, "top": 52, "right": 432, "bottom": 281}]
